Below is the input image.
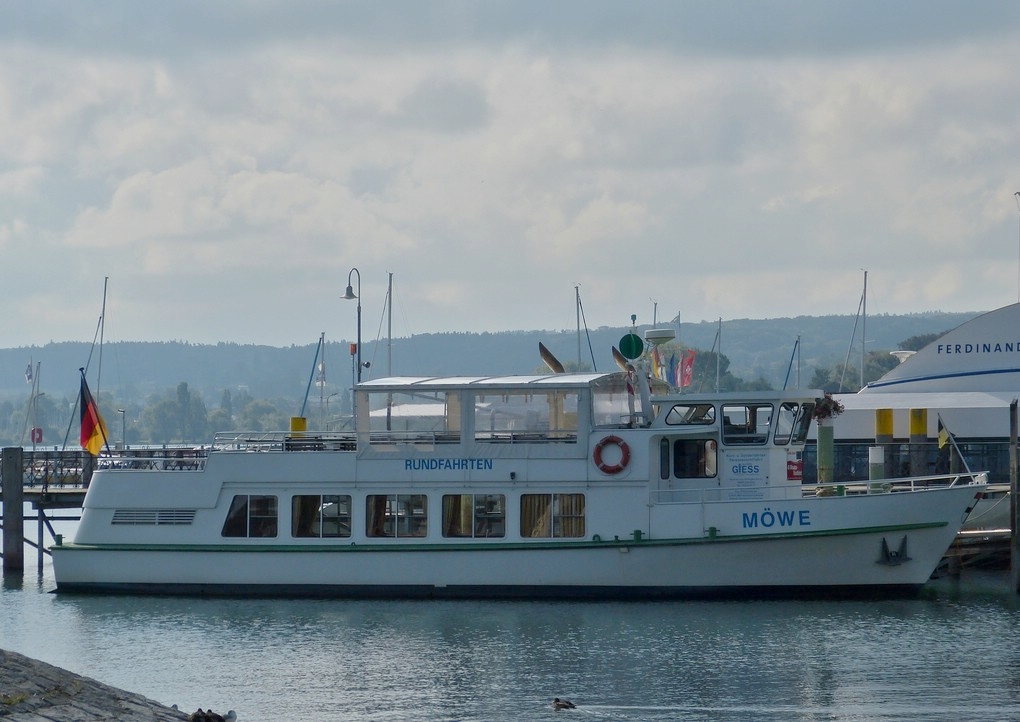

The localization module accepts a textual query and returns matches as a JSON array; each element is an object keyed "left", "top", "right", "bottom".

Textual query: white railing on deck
[
  {"left": 212, "top": 431, "right": 357, "bottom": 453},
  {"left": 97, "top": 450, "right": 208, "bottom": 472},
  {"left": 806, "top": 471, "right": 988, "bottom": 497},
  {"left": 648, "top": 471, "right": 988, "bottom": 506}
]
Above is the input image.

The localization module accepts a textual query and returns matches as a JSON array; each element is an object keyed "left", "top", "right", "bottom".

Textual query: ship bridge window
[
  {"left": 366, "top": 494, "right": 428, "bottom": 538},
  {"left": 221, "top": 494, "right": 278, "bottom": 538},
  {"left": 442, "top": 494, "right": 505, "bottom": 538},
  {"left": 292, "top": 494, "right": 352, "bottom": 538},
  {"left": 520, "top": 493, "right": 585, "bottom": 538},
  {"left": 721, "top": 404, "right": 773, "bottom": 445},
  {"left": 664, "top": 404, "right": 716, "bottom": 425},
  {"left": 773, "top": 402, "right": 813, "bottom": 445}
]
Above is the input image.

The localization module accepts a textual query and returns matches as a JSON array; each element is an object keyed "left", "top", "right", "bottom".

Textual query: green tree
[
  {"left": 138, "top": 382, "right": 210, "bottom": 443},
  {"left": 899, "top": 333, "right": 943, "bottom": 352},
  {"left": 141, "top": 396, "right": 180, "bottom": 443},
  {"left": 236, "top": 399, "right": 290, "bottom": 432},
  {"left": 220, "top": 389, "right": 233, "bottom": 419},
  {"left": 207, "top": 407, "right": 233, "bottom": 433}
]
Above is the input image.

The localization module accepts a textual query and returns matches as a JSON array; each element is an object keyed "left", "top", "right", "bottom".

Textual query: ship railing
[
  {"left": 806, "top": 470, "right": 988, "bottom": 497},
  {"left": 96, "top": 448, "right": 208, "bottom": 471},
  {"left": 212, "top": 431, "right": 357, "bottom": 452},
  {"left": 366, "top": 429, "right": 462, "bottom": 447},
  {"left": 648, "top": 470, "right": 988, "bottom": 505},
  {"left": 474, "top": 431, "right": 578, "bottom": 444}
]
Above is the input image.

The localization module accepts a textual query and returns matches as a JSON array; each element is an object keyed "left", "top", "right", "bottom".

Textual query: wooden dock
[{"left": 948, "top": 529, "right": 1013, "bottom": 570}]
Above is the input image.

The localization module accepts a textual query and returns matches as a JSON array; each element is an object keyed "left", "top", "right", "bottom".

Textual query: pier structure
[
  {"left": 1, "top": 447, "right": 90, "bottom": 574},
  {"left": 1, "top": 446, "right": 207, "bottom": 575}
]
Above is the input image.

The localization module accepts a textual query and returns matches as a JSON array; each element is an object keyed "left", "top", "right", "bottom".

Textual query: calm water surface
[{"left": 2, "top": 552, "right": 1019, "bottom": 721}]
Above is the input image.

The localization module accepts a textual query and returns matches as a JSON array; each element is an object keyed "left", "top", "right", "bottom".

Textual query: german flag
[{"left": 79, "top": 371, "right": 108, "bottom": 456}]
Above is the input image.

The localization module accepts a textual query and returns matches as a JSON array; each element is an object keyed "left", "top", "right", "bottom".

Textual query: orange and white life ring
[{"left": 594, "top": 435, "right": 631, "bottom": 474}]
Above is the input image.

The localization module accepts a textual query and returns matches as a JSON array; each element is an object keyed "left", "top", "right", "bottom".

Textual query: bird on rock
[{"left": 189, "top": 710, "right": 237, "bottom": 722}]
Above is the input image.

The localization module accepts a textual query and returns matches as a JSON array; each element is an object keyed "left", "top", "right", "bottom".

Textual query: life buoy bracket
[{"left": 594, "top": 435, "right": 631, "bottom": 474}]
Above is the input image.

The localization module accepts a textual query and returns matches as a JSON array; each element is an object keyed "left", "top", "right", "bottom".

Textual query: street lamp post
[
  {"left": 342, "top": 268, "right": 362, "bottom": 423},
  {"left": 342, "top": 268, "right": 362, "bottom": 382},
  {"left": 118, "top": 409, "right": 126, "bottom": 450}
]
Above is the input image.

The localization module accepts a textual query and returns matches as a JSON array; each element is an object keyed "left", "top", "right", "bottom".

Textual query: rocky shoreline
[{"left": 0, "top": 647, "right": 211, "bottom": 721}]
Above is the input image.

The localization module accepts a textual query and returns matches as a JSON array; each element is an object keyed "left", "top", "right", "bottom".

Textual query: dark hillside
[{"left": 0, "top": 311, "right": 979, "bottom": 406}]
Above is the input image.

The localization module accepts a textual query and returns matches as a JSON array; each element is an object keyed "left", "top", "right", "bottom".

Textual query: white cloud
[{"left": 0, "top": 6, "right": 1018, "bottom": 347}]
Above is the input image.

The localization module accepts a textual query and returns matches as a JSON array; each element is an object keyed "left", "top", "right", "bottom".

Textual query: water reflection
[{"left": 2, "top": 570, "right": 1020, "bottom": 721}]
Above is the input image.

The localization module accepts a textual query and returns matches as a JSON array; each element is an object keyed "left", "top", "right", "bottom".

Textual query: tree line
[
  {"left": 3, "top": 331, "right": 942, "bottom": 449},
  {"left": 1, "top": 382, "right": 353, "bottom": 449}
]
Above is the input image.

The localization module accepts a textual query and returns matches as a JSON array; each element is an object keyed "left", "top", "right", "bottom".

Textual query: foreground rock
[{"left": 0, "top": 647, "right": 189, "bottom": 721}]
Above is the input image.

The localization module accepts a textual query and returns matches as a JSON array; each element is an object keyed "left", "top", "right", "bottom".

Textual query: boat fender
[{"left": 594, "top": 435, "right": 630, "bottom": 474}]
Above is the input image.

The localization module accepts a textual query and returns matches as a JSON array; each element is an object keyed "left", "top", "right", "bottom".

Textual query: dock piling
[
  {"left": 1010, "top": 400, "right": 1018, "bottom": 595},
  {"left": 2, "top": 447, "right": 24, "bottom": 572}
]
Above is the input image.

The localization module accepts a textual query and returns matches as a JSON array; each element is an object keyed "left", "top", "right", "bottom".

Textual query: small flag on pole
[
  {"left": 25, "top": 363, "right": 32, "bottom": 384},
  {"left": 937, "top": 417, "right": 950, "bottom": 449},
  {"left": 680, "top": 349, "right": 697, "bottom": 388},
  {"left": 650, "top": 346, "right": 663, "bottom": 380},
  {"left": 79, "top": 371, "right": 109, "bottom": 456}
]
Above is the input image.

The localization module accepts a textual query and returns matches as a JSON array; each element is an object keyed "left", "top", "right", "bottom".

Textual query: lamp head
[{"left": 342, "top": 285, "right": 358, "bottom": 300}]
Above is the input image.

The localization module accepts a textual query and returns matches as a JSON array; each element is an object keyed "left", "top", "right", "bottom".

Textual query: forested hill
[{"left": 0, "top": 310, "right": 979, "bottom": 405}]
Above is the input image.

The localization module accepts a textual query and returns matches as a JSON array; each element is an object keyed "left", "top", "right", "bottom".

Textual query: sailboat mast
[
  {"left": 575, "top": 285, "right": 581, "bottom": 367},
  {"left": 861, "top": 270, "right": 867, "bottom": 390},
  {"left": 387, "top": 272, "right": 393, "bottom": 376},
  {"left": 97, "top": 276, "right": 108, "bottom": 392}
]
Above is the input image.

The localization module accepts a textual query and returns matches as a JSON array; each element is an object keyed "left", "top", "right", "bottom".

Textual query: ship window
[
  {"left": 664, "top": 404, "right": 716, "bottom": 425},
  {"left": 672, "top": 439, "right": 717, "bottom": 478},
  {"left": 442, "top": 494, "right": 505, "bottom": 538},
  {"left": 721, "top": 403, "right": 773, "bottom": 445},
  {"left": 474, "top": 391, "right": 578, "bottom": 442},
  {"left": 520, "top": 493, "right": 585, "bottom": 538},
  {"left": 774, "top": 402, "right": 815, "bottom": 445},
  {"left": 366, "top": 494, "right": 428, "bottom": 538},
  {"left": 366, "top": 390, "right": 460, "bottom": 442},
  {"left": 794, "top": 402, "right": 814, "bottom": 443},
  {"left": 221, "top": 494, "right": 278, "bottom": 538},
  {"left": 292, "top": 494, "right": 352, "bottom": 538}
]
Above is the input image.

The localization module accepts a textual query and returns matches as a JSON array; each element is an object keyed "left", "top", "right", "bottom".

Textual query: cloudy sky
[{"left": 2, "top": 1, "right": 1019, "bottom": 349}]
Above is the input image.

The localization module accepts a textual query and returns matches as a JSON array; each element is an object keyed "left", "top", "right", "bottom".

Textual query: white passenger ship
[{"left": 52, "top": 369, "right": 986, "bottom": 598}]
